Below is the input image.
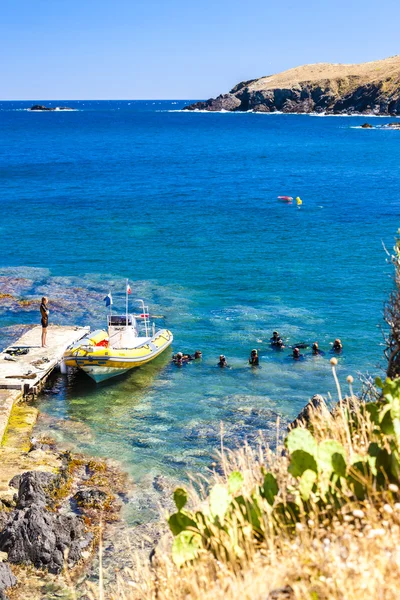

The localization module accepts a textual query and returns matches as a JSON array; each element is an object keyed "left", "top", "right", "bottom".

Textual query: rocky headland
[{"left": 184, "top": 55, "right": 400, "bottom": 115}]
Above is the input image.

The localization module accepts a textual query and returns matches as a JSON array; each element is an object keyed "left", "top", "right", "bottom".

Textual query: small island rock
[{"left": 29, "top": 104, "right": 73, "bottom": 111}]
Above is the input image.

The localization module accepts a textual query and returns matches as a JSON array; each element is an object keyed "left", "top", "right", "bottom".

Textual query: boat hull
[{"left": 63, "top": 328, "right": 173, "bottom": 383}]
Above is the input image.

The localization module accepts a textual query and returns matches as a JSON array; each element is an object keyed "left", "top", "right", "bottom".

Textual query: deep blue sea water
[{"left": 1, "top": 100, "right": 399, "bottom": 522}]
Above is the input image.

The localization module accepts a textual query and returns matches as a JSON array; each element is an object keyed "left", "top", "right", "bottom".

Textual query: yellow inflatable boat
[{"left": 63, "top": 310, "right": 173, "bottom": 383}]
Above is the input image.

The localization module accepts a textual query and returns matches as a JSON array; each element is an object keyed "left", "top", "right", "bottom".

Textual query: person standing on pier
[{"left": 40, "top": 296, "right": 49, "bottom": 347}]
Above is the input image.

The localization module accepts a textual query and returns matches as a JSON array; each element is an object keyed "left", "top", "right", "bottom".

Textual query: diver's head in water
[
  {"left": 312, "top": 342, "right": 319, "bottom": 354},
  {"left": 333, "top": 338, "right": 342, "bottom": 351},
  {"left": 293, "top": 347, "right": 300, "bottom": 358},
  {"left": 194, "top": 350, "right": 202, "bottom": 359}
]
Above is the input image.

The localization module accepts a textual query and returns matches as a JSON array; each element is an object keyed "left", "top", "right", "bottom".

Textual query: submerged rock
[
  {"left": 384, "top": 122, "right": 400, "bottom": 129},
  {"left": 361, "top": 122, "right": 373, "bottom": 128},
  {"left": 0, "top": 563, "right": 16, "bottom": 600},
  {"left": 73, "top": 488, "right": 108, "bottom": 509}
]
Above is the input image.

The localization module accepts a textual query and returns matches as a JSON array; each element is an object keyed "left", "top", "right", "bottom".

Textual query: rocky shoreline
[
  {"left": 184, "top": 55, "right": 400, "bottom": 115},
  {"left": 0, "top": 422, "right": 129, "bottom": 599},
  {"left": 0, "top": 373, "right": 320, "bottom": 599}
]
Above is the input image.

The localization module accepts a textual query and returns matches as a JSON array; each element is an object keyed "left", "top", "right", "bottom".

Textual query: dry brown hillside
[{"left": 185, "top": 55, "right": 400, "bottom": 114}]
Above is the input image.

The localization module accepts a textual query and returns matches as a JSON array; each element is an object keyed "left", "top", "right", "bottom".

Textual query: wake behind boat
[{"left": 62, "top": 286, "right": 173, "bottom": 382}]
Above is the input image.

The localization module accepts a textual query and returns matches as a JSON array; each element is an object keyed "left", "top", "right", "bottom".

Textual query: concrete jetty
[{"left": 0, "top": 325, "right": 89, "bottom": 444}]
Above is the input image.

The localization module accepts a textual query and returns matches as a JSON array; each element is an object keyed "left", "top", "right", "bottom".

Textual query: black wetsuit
[{"left": 40, "top": 303, "right": 49, "bottom": 328}]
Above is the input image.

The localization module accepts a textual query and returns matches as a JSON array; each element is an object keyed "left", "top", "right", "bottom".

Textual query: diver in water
[
  {"left": 270, "top": 331, "right": 281, "bottom": 346},
  {"left": 172, "top": 352, "right": 184, "bottom": 365},
  {"left": 275, "top": 338, "right": 285, "bottom": 350},
  {"left": 311, "top": 342, "right": 325, "bottom": 356},
  {"left": 173, "top": 350, "right": 203, "bottom": 364},
  {"left": 249, "top": 349, "right": 259, "bottom": 366},
  {"left": 332, "top": 339, "right": 343, "bottom": 353},
  {"left": 218, "top": 355, "right": 228, "bottom": 368},
  {"left": 292, "top": 347, "right": 304, "bottom": 360}
]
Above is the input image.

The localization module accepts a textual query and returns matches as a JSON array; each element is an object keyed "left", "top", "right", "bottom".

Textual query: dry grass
[{"left": 251, "top": 55, "right": 400, "bottom": 94}]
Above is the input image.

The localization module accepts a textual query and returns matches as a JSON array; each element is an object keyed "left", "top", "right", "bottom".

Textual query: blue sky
[{"left": 1, "top": 0, "right": 399, "bottom": 99}]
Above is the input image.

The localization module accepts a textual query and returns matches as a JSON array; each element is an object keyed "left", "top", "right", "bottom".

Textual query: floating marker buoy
[{"left": 296, "top": 197, "right": 302, "bottom": 207}]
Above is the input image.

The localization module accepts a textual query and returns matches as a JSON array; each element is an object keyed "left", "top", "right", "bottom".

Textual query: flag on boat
[
  {"left": 103, "top": 292, "right": 113, "bottom": 307},
  {"left": 126, "top": 283, "right": 132, "bottom": 295}
]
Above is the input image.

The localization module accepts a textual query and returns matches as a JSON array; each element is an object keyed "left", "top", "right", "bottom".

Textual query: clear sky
[{"left": 1, "top": 0, "right": 399, "bottom": 100}]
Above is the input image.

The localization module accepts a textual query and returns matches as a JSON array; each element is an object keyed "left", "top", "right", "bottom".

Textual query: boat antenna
[{"left": 126, "top": 279, "right": 129, "bottom": 328}]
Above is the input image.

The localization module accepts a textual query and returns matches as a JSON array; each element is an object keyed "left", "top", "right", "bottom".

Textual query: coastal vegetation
[{"left": 184, "top": 55, "right": 400, "bottom": 115}]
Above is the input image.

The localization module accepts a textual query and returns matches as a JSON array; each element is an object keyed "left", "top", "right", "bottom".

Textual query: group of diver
[
  {"left": 172, "top": 331, "right": 343, "bottom": 368},
  {"left": 269, "top": 331, "right": 343, "bottom": 361}
]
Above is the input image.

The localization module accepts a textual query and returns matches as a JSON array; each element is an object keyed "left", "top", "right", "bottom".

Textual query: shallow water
[{"left": 1, "top": 101, "right": 398, "bottom": 522}]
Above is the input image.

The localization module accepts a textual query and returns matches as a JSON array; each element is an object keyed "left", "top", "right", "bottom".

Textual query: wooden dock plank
[{"left": 0, "top": 324, "right": 89, "bottom": 392}]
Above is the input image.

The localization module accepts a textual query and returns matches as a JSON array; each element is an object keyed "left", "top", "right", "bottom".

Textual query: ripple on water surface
[{"left": 0, "top": 107, "right": 397, "bottom": 523}]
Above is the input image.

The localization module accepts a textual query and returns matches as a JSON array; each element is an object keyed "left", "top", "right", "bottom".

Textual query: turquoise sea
[{"left": 1, "top": 100, "right": 399, "bottom": 522}]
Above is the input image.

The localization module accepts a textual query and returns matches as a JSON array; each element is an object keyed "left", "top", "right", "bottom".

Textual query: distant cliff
[{"left": 184, "top": 56, "right": 400, "bottom": 114}]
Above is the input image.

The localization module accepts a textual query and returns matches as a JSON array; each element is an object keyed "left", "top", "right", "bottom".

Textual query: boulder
[
  {"left": 16, "top": 471, "right": 56, "bottom": 508},
  {"left": 288, "top": 394, "right": 326, "bottom": 430},
  {"left": 73, "top": 488, "right": 108, "bottom": 509},
  {"left": 0, "top": 505, "right": 85, "bottom": 574},
  {"left": 0, "top": 563, "right": 16, "bottom": 600},
  {"left": 0, "top": 471, "right": 87, "bottom": 574},
  {"left": 183, "top": 93, "right": 241, "bottom": 111},
  {"left": 361, "top": 123, "right": 373, "bottom": 128}
]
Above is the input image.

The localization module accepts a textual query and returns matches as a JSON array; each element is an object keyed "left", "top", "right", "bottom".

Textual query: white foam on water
[{"left": 165, "top": 108, "right": 399, "bottom": 118}]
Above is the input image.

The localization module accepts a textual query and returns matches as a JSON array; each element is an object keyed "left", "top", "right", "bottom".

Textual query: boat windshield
[{"left": 108, "top": 315, "right": 134, "bottom": 326}]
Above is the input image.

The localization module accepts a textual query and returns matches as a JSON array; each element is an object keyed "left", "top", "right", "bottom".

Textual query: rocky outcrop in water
[
  {"left": 184, "top": 56, "right": 400, "bottom": 115},
  {"left": 29, "top": 105, "right": 73, "bottom": 111},
  {"left": 73, "top": 487, "right": 108, "bottom": 509}
]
